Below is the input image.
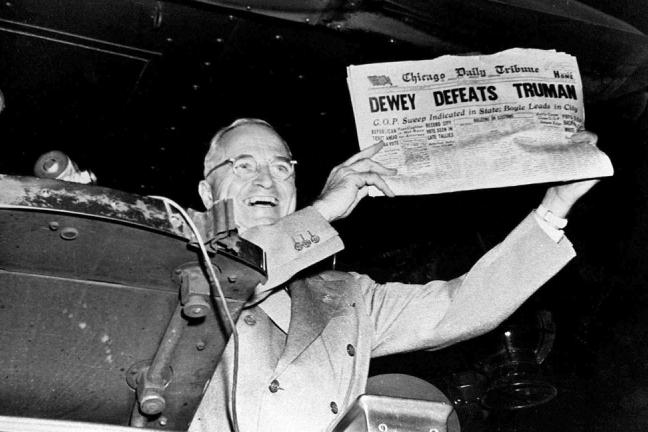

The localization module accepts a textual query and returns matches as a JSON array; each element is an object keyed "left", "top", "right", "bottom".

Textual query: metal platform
[{"left": 0, "top": 175, "right": 266, "bottom": 430}]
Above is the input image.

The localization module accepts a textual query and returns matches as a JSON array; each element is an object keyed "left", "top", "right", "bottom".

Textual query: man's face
[{"left": 201, "top": 123, "right": 297, "bottom": 231}]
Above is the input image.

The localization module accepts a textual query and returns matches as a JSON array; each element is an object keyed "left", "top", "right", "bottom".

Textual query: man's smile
[{"left": 244, "top": 196, "right": 279, "bottom": 207}]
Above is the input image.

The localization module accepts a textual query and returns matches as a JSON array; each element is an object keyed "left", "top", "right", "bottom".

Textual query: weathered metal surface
[
  {"left": 0, "top": 176, "right": 266, "bottom": 292},
  {"left": 0, "top": 271, "right": 178, "bottom": 424},
  {"left": 0, "top": 177, "right": 266, "bottom": 430},
  {"left": 0, "top": 271, "right": 249, "bottom": 430},
  {"left": 0, "top": 175, "right": 183, "bottom": 236}
]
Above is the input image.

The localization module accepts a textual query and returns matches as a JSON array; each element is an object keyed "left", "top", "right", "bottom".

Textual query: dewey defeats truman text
[{"left": 346, "top": 48, "right": 613, "bottom": 196}]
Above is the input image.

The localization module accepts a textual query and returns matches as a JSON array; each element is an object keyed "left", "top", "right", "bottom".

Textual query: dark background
[{"left": 1, "top": 1, "right": 648, "bottom": 430}]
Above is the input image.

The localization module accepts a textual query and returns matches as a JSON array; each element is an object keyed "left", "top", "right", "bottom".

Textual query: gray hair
[{"left": 203, "top": 118, "right": 291, "bottom": 177}]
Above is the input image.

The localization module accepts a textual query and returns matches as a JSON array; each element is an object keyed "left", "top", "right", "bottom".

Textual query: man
[{"left": 190, "top": 118, "right": 598, "bottom": 432}]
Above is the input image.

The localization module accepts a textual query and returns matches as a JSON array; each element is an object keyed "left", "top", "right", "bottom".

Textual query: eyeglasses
[{"left": 206, "top": 154, "right": 297, "bottom": 180}]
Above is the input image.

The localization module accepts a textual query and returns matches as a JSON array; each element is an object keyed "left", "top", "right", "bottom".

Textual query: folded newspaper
[{"left": 346, "top": 48, "right": 613, "bottom": 196}]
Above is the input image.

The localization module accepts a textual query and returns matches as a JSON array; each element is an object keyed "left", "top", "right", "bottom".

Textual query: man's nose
[{"left": 252, "top": 163, "right": 274, "bottom": 187}]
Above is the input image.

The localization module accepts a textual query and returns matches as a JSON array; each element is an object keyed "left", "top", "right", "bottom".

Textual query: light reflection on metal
[{"left": 0, "top": 17, "right": 160, "bottom": 61}]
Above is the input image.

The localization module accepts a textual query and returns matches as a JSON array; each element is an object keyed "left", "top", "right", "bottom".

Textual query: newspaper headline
[{"left": 346, "top": 48, "right": 613, "bottom": 196}]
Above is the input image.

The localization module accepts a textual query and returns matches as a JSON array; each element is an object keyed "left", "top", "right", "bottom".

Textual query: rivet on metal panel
[
  {"left": 228, "top": 275, "right": 238, "bottom": 283},
  {"left": 159, "top": 416, "right": 168, "bottom": 427},
  {"left": 60, "top": 227, "right": 79, "bottom": 240},
  {"left": 228, "top": 15, "right": 235, "bottom": 21},
  {"left": 166, "top": 37, "right": 173, "bottom": 43},
  {"left": 274, "top": 34, "right": 283, "bottom": 41},
  {"left": 245, "top": 5, "right": 252, "bottom": 11},
  {"left": 304, "top": 18, "right": 310, "bottom": 24},
  {"left": 49, "top": 221, "right": 59, "bottom": 231},
  {"left": 203, "top": 61, "right": 211, "bottom": 67},
  {"left": 389, "top": 38, "right": 396, "bottom": 44},
  {"left": 216, "top": 38, "right": 224, "bottom": 43},
  {"left": 192, "top": 84, "right": 200, "bottom": 91},
  {"left": 196, "top": 341, "right": 206, "bottom": 351}
]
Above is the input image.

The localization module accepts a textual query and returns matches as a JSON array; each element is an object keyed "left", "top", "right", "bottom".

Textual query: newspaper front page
[{"left": 346, "top": 48, "right": 613, "bottom": 196}]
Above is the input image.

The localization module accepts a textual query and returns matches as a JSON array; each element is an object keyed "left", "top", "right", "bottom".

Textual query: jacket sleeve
[
  {"left": 356, "top": 212, "right": 576, "bottom": 358},
  {"left": 242, "top": 206, "right": 344, "bottom": 290}
]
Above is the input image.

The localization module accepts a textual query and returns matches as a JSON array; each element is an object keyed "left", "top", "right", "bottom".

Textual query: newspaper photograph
[{"left": 347, "top": 48, "right": 614, "bottom": 196}]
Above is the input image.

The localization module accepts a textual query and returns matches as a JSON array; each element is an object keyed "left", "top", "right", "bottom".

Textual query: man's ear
[{"left": 198, "top": 180, "right": 214, "bottom": 210}]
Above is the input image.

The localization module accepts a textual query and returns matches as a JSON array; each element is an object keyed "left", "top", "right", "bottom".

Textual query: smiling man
[
  {"left": 198, "top": 119, "right": 298, "bottom": 231},
  {"left": 190, "top": 118, "right": 598, "bottom": 432}
]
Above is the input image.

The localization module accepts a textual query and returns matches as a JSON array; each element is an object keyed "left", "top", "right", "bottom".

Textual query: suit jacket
[{"left": 189, "top": 208, "right": 575, "bottom": 432}]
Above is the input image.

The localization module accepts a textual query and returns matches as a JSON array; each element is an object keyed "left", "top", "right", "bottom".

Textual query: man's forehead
[{"left": 217, "top": 124, "right": 290, "bottom": 157}]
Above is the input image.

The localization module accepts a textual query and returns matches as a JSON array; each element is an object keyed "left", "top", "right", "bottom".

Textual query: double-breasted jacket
[{"left": 189, "top": 207, "right": 574, "bottom": 432}]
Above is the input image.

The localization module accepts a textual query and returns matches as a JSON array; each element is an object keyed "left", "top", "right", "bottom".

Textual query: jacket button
[
  {"left": 309, "top": 231, "right": 320, "bottom": 243},
  {"left": 243, "top": 314, "right": 256, "bottom": 326},
  {"left": 330, "top": 401, "right": 338, "bottom": 414},
  {"left": 268, "top": 379, "right": 280, "bottom": 393},
  {"left": 346, "top": 344, "right": 355, "bottom": 357}
]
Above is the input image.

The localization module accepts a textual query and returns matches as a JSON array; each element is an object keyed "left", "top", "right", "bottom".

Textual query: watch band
[{"left": 536, "top": 204, "right": 568, "bottom": 229}]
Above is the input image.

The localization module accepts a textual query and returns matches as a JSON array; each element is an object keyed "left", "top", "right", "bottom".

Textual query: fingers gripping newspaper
[{"left": 346, "top": 48, "right": 613, "bottom": 196}]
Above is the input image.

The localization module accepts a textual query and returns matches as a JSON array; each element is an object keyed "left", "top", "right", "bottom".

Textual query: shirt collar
[{"left": 257, "top": 287, "right": 291, "bottom": 333}]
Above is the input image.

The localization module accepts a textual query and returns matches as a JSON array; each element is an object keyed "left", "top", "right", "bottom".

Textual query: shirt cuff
[{"left": 533, "top": 206, "right": 567, "bottom": 243}]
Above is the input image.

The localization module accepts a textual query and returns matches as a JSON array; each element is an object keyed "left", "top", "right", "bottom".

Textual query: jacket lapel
[{"left": 273, "top": 275, "right": 346, "bottom": 376}]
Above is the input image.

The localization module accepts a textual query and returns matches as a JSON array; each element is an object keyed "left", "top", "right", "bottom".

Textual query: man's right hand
[{"left": 312, "top": 142, "right": 397, "bottom": 222}]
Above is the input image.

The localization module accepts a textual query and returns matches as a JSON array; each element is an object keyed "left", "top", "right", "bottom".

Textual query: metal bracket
[
  {"left": 126, "top": 360, "right": 173, "bottom": 415},
  {"left": 173, "top": 262, "right": 212, "bottom": 319},
  {"left": 127, "top": 304, "right": 184, "bottom": 422}
]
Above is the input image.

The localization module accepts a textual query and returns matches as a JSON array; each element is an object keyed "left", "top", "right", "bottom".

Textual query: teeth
[{"left": 245, "top": 196, "right": 278, "bottom": 206}]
